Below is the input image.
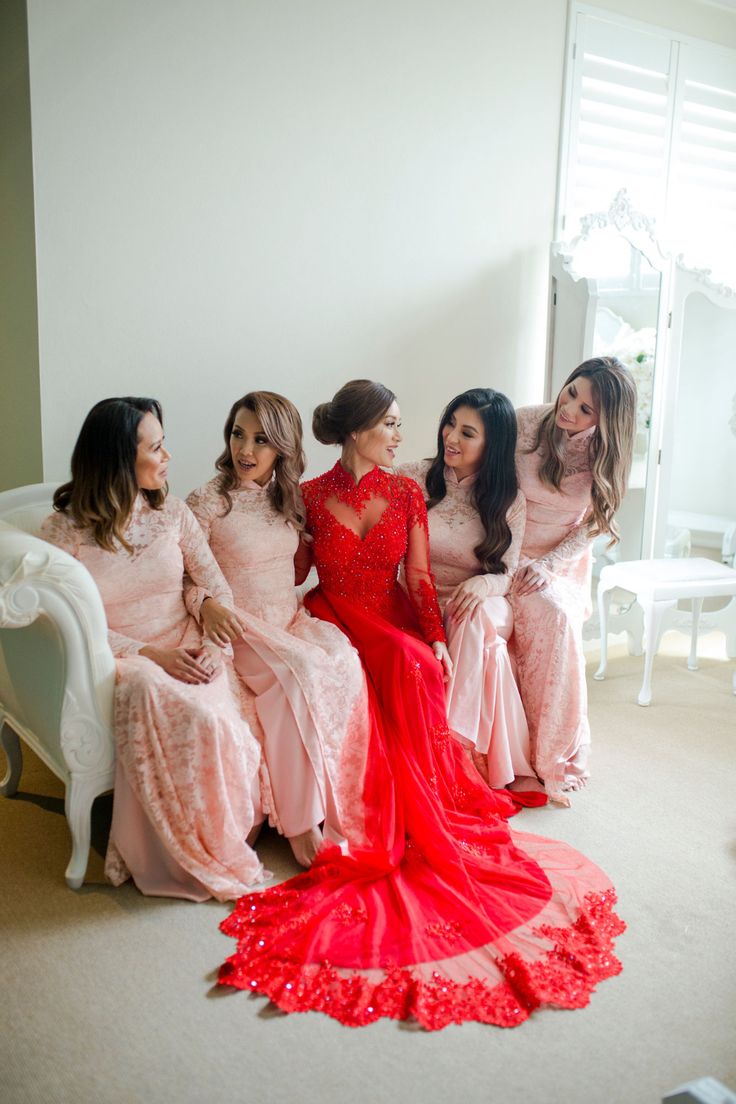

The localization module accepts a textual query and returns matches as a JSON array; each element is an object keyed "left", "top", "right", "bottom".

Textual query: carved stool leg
[
  {"left": 639, "top": 598, "right": 676, "bottom": 707},
  {"left": 722, "top": 597, "right": 736, "bottom": 658},
  {"left": 0, "top": 722, "right": 23, "bottom": 797},
  {"left": 688, "top": 599, "right": 703, "bottom": 671},
  {"left": 625, "top": 602, "right": 644, "bottom": 657},
  {"left": 64, "top": 772, "right": 96, "bottom": 890}
]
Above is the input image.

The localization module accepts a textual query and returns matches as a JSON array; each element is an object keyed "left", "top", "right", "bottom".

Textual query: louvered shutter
[
  {"left": 559, "top": 6, "right": 736, "bottom": 283},
  {"left": 561, "top": 12, "right": 673, "bottom": 236},
  {"left": 668, "top": 43, "right": 736, "bottom": 280}
]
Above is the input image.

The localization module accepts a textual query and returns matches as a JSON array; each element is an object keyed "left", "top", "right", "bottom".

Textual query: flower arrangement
[{"left": 594, "top": 320, "right": 655, "bottom": 434}]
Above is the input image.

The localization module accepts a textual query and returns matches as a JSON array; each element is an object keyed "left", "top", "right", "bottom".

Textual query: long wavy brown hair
[
  {"left": 215, "top": 391, "right": 306, "bottom": 530},
  {"left": 529, "top": 357, "right": 636, "bottom": 542},
  {"left": 425, "top": 388, "right": 518, "bottom": 574},
  {"left": 52, "top": 397, "right": 166, "bottom": 553}
]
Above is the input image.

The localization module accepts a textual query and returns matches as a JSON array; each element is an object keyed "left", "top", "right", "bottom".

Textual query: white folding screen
[{"left": 558, "top": 5, "right": 736, "bottom": 282}]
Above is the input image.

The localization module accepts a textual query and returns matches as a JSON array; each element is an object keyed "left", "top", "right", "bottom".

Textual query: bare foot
[
  {"left": 546, "top": 790, "right": 572, "bottom": 808},
  {"left": 246, "top": 820, "right": 264, "bottom": 847},
  {"left": 561, "top": 774, "right": 589, "bottom": 793},
  {"left": 288, "top": 825, "right": 323, "bottom": 868}
]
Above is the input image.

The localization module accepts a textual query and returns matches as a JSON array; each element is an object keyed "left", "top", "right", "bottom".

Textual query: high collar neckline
[
  {"left": 563, "top": 423, "right": 598, "bottom": 450},
  {"left": 234, "top": 478, "right": 270, "bottom": 493},
  {"left": 334, "top": 460, "right": 388, "bottom": 489},
  {"left": 444, "top": 464, "right": 478, "bottom": 489}
]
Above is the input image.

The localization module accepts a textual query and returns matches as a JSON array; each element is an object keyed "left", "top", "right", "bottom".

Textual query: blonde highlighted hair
[
  {"left": 529, "top": 357, "right": 637, "bottom": 542},
  {"left": 215, "top": 391, "right": 306, "bottom": 530}
]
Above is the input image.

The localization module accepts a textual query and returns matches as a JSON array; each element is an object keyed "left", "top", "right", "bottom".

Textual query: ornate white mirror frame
[{"left": 546, "top": 189, "right": 672, "bottom": 563}]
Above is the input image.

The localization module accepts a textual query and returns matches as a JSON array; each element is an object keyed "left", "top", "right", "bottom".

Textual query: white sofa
[{"left": 0, "top": 484, "right": 115, "bottom": 888}]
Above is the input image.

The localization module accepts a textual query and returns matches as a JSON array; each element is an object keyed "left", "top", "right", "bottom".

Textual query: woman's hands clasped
[
  {"left": 512, "top": 563, "right": 550, "bottom": 597},
  {"left": 200, "top": 598, "right": 248, "bottom": 647},
  {"left": 139, "top": 644, "right": 222, "bottom": 684}
]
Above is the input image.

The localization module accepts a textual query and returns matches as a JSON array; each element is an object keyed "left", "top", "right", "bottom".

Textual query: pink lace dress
[
  {"left": 510, "top": 405, "right": 596, "bottom": 804},
  {"left": 399, "top": 461, "right": 532, "bottom": 788},
  {"left": 41, "top": 496, "right": 266, "bottom": 901},
  {"left": 186, "top": 478, "right": 368, "bottom": 841}
]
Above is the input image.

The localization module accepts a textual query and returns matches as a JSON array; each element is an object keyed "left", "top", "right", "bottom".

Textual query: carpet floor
[{"left": 1, "top": 633, "right": 734, "bottom": 1104}]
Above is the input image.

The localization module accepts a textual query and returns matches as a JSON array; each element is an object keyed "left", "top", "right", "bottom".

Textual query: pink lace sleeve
[
  {"left": 477, "top": 492, "right": 526, "bottom": 598},
  {"left": 40, "top": 511, "right": 81, "bottom": 557},
  {"left": 183, "top": 483, "right": 222, "bottom": 619},
  {"left": 40, "top": 511, "right": 145, "bottom": 658},
  {"left": 177, "top": 500, "right": 234, "bottom": 619},
  {"left": 402, "top": 479, "right": 446, "bottom": 645},
  {"left": 534, "top": 515, "right": 592, "bottom": 575}
]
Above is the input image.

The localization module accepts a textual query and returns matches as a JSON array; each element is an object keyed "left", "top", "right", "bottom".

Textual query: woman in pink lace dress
[
  {"left": 41, "top": 397, "right": 266, "bottom": 901},
  {"left": 186, "top": 391, "right": 367, "bottom": 868},
  {"left": 510, "top": 358, "right": 636, "bottom": 805},
  {"left": 400, "top": 388, "right": 534, "bottom": 790}
]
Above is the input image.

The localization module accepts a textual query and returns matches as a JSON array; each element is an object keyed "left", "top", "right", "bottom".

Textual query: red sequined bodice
[{"left": 302, "top": 462, "right": 446, "bottom": 644}]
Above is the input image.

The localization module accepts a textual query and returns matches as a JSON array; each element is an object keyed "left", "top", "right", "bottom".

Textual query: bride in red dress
[{"left": 218, "top": 380, "right": 625, "bottom": 1030}]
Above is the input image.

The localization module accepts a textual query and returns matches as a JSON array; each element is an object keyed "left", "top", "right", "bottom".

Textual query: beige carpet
[{"left": 1, "top": 634, "right": 735, "bottom": 1104}]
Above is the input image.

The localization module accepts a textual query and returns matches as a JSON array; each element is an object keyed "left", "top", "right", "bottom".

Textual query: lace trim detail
[
  {"left": 312, "top": 463, "right": 393, "bottom": 515},
  {"left": 301, "top": 463, "right": 445, "bottom": 644},
  {"left": 218, "top": 890, "right": 624, "bottom": 1030},
  {"left": 413, "top": 577, "right": 446, "bottom": 644}
]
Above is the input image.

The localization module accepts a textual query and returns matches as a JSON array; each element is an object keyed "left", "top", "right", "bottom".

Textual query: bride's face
[{"left": 353, "top": 401, "right": 403, "bottom": 468}]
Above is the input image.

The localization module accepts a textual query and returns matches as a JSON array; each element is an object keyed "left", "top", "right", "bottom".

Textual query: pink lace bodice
[
  {"left": 515, "top": 405, "right": 595, "bottom": 571},
  {"left": 186, "top": 478, "right": 300, "bottom": 627},
  {"left": 40, "top": 496, "right": 233, "bottom": 657},
  {"left": 301, "top": 462, "right": 446, "bottom": 644},
  {"left": 399, "top": 460, "right": 525, "bottom": 606}
]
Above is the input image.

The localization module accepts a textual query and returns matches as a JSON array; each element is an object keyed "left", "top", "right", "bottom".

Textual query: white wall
[
  {"left": 26, "top": 0, "right": 736, "bottom": 496},
  {"left": 27, "top": 0, "right": 566, "bottom": 494}
]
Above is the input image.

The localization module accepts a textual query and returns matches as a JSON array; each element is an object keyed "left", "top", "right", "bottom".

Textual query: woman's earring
[{"left": 351, "top": 432, "right": 357, "bottom": 441}]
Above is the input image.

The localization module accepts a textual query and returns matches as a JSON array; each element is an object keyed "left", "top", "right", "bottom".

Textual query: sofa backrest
[{"left": 0, "top": 483, "right": 60, "bottom": 537}]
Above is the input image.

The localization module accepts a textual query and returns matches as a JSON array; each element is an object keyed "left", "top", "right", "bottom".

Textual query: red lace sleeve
[{"left": 402, "top": 478, "right": 446, "bottom": 645}]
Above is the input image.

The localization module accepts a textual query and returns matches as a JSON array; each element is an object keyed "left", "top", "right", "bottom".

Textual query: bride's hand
[
  {"left": 446, "top": 577, "right": 486, "bottom": 623},
  {"left": 200, "top": 598, "right": 247, "bottom": 647},
  {"left": 431, "top": 641, "right": 453, "bottom": 682}
]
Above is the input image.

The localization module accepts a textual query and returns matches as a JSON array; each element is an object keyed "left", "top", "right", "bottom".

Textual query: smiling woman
[
  {"left": 217, "top": 380, "right": 626, "bottom": 1032},
  {"left": 510, "top": 357, "right": 637, "bottom": 804},
  {"left": 186, "top": 390, "right": 369, "bottom": 869},
  {"left": 40, "top": 397, "right": 266, "bottom": 900}
]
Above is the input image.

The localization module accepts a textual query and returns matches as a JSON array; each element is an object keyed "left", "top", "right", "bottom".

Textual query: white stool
[{"left": 594, "top": 557, "right": 736, "bottom": 706}]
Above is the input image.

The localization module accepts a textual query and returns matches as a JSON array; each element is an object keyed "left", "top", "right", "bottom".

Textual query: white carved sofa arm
[{"left": 0, "top": 484, "right": 116, "bottom": 889}]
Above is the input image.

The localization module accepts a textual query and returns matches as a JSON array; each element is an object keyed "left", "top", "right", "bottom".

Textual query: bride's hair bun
[
  {"left": 312, "top": 380, "right": 396, "bottom": 446},
  {"left": 312, "top": 401, "right": 342, "bottom": 445}
]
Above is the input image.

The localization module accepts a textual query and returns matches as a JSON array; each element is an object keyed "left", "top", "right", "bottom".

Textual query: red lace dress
[{"left": 218, "top": 462, "right": 625, "bottom": 1029}]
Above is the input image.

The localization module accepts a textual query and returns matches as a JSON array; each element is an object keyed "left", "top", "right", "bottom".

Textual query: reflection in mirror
[
  {"left": 548, "top": 203, "right": 663, "bottom": 563},
  {"left": 666, "top": 292, "right": 736, "bottom": 566}
]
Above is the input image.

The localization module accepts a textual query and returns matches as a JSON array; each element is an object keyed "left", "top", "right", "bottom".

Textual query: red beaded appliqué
[
  {"left": 301, "top": 463, "right": 446, "bottom": 645},
  {"left": 218, "top": 889, "right": 625, "bottom": 1030}
]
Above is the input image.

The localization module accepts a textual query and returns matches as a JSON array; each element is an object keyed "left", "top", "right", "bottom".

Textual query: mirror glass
[
  {"left": 665, "top": 291, "right": 736, "bottom": 563},
  {"left": 550, "top": 224, "right": 661, "bottom": 561}
]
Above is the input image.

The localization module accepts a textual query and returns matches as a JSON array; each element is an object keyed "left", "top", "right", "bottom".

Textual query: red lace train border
[{"left": 217, "top": 889, "right": 625, "bottom": 1031}]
